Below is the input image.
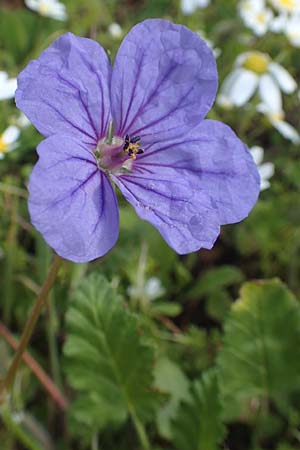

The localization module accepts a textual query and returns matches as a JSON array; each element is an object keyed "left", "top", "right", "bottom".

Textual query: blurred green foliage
[{"left": 1, "top": 0, "right": 300, "bottom": 449}]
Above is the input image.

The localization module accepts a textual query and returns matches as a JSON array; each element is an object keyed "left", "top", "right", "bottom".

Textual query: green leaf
[
  {"left": 154, "top": 358, "right": 189, "bottom": 439},
  {"left": 64, "top": 273, "right": 158, "bottom": 431},
  {"left": 218, "top": 279, "right": 300, "bottom": 419},
  {"left": 149, "top": 302, "right": 182, "bottom": 318},
  {"left": 186, "top": 265, "right": 244, "bottom": 299},
  {"left": 171, "top": 370, "right": 225, "bottom": 450}
]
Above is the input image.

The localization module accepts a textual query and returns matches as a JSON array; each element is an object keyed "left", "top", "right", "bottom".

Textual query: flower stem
[
  {"left": 130, "top": 408, "right": 151, "bottom": 450},
  {"left": 0, "top": 254, "right": 62, "bottom": 401}
]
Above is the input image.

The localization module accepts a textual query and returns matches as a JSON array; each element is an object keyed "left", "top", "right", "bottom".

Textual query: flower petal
[
  {"left": 113, "top": 172, "right": 220, "bottom": 254},
  {"left": 16, "top": 33, "right": 111, "bottom": 145},
  {"left": 250, "top": 145, "right": 264, "bottom": 165},
  {"left": 133, "top": 119, "right": 260, "bottom": 225},
  {"left": 272, "top": 119, "right": 300, "bottom": 143},
  {"left": 29, "top": 135, "right": 119, "bottom": 262},
  {"left": 219, "top": 68, "right": 258, "bottom": 107},
  {"left": 2, "top": 126, "right": 20, "bottom": 145},
  {"left": 259, "top": 162, "right": 274, "bottom": 181},
  {"left": 0, "top": 75, "right": 17, "bottom": 101},
  {"left": 111, "top": 19, "right": 218, "bottom": 143},
  {"left": 258, "top": 73, "right": 282, "bottom": 111},
  {"left": 268, "top": 62, "right": 297, "bottom": 94}
]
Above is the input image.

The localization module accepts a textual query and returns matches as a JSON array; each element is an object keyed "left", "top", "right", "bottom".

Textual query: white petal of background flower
[
  {"left": 239, "top": 1, "right": 273, "bottom": 36},
  {"left": 17, "top": 114, "right": 31, "bottom": 128},
  {"left": 219, "top": 68, "right": 258, "bottom": 107},
  {"left": 268, "top": 62, "right": 297, "bottom": 93},
  {"left": 256, "top": 103, "right": 300, "bottom": 143},
  {"left": 269, "top": 12, "right": 288, "bottom": 31},
  {"left": 260, "top": 162, "right": 275, "bottom": 181},
  {"left": 250, "top": 146, "right": 274, "bottom": 191},
  {"left": 25, "top": 0, "right": 67, "bottom": 21},
  {"left": 108, "top": 23, "right": 123, "bottom": 38},
  {"left": 250, "top": 145, "right": 264, "bottom": 165},
  {"left": 286, "top": 14, "right": 300, "bottom": 46},
  {"left": 180, "top": 0, "right": 210, "bottom": 14},
  {"left": 270, "top": 0, "right": 300, "bottom": 13},
  {"left": 259, "top": 73, "right": 282, "bottom": 111},
  {"left": 0, "top": 126, "right": 21, "bottom": 157},
  {"left": 0, "top": 71, "right": 17, "bottom": 101},
  {"left": 272, "top": 119, "right": 300, "bottom": 143},
  {"left": 2, "top": 126, "right": 21, "bottom": 147}
]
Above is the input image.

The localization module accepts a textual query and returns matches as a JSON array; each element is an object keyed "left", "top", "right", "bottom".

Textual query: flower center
[
  {"left": 123, "top": 134, "right": 144, "bottom": 160},
  {"left": 277, "top": 0, "right": 296, "bottom": 10},
  {"left": 93, "top": 133, "right": 144, "bottom": 173},
  {"left": 0, "top": 138, "right": 7, "bottom": 153},
  {"left": 270, "top": 111, "right": 284, "bottom": 121},
  {"left": 243, "top": 52, "right": 270, "bottom": 74},
  {"left": 256, "top": 12, "right": 267, "bottom": 24},
  {"left": 38, "top": 2, "right": 50, "bottom": 15}
]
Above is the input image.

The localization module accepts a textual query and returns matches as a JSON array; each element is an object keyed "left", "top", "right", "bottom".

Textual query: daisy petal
[
  {"left": 2, "top": 126, "right": 20, "bottom": 145},
  {"left": 268, "top": 62, "right": 297, "bottom": 94},
  {"left": 111, "top": 19, "right": 218, "bottom": 143},
  {"left": 259, "top": 162, "right": 275, "bottom": 180},
  {"left": 259, "top": 73, "right": 282, "bottom": 111},
  {"left": 0, "top": 76, "right": 17, "bottom": 101},
  {"left": 219, "top": 68, "right": 258, "bottom": 107},
  {"left": 272, "top": 119, "right": 300, "bottom": 143},
  {"left": 250, "top": 145, "right": 264, "bottom": 165},
  {"left": 16, "top": 33, "right": 111, "bottom": 145},
  {"left": 28, "top": 135, "right": 119, "bottom": 262}
]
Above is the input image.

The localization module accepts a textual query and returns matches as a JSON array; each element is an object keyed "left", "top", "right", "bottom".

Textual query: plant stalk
[
  {"left": 130, "top": 408, "right": 151, "bottom": 450},
  {"left": 0, "top": 254, "right": 62, "bottom": 401}
]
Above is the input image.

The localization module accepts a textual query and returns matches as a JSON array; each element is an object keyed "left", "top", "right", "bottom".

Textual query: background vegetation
[{"left": 0, "top": 0, "right": 300, "bottom": 449}]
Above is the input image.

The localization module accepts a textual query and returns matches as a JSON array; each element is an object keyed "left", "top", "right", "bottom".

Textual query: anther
[{"left": 123, "top": 134, "right": 144, "bottom": 160}]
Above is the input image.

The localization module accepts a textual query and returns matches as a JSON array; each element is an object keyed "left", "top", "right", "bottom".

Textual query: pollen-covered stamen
[{"left": 123, "top": 134, "right": 144, "bottom": 160}]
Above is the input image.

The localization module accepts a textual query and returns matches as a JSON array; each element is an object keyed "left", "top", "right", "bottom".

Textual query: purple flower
[{"left": 16, "top": 19, "right": 260, "bottom": 263}]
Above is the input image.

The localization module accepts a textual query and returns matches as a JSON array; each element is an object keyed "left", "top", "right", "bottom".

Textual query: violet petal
[
  {"left": 111, "top": 19, "right": 218, "bottom": 143},
  {"left": 29, "top": 135, "right": 119, "bottom": 262},
  {"left": 16, "top": 33, "right": 112, "bottom": 145},
  {"left": 112, "top": 173, "right": 220, "bottom": 254},
  {"left": 134, "top": 119, "right": 260, "bottom": 225}
]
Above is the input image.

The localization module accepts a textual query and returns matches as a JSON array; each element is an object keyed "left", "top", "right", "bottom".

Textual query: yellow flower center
[
  {"left": 256, "top": 12, "right": 266, "bottom": 24},
  {"left": 243, "top": 52, "right": 270, "bottom": 74},
  {"left": 38, "top": 2, "right": 50, "bottom": 15},
  {"left": 278, "top": 0, "right": 295, "bottom": 10},
  {"left": 0, "top": 137, "right": 7, "bottom": 153},
  {"left": 270, "top": 111, "right": 284, "bottom": 121}
]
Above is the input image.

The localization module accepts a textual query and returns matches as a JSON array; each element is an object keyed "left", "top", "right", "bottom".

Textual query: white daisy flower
[
  {"left": 180, "top": 0, "right": 210, "bottom": 15},
  {"left": 269, "top": 0, "right": 300, "bottom": 14},
  {"left": 0, "top": 71, "right": 17, "bottom": 101},
  {"left": 270, "top": 11, "right": 300, "bottom": 46},
  {"left": 108, "top": 23, "right": 123, "bottom": 39},
  {"left": 217, "top": 51, "right": 297, "bottom": 110},
  {"left": 25, "top": 0, "right": 67, "bottom": 21},
  {"left": 239, "top": 0, "right": 273, "bottom": 36},
  {"left": 250, "top": 146, "right": 274, "bottom": 191},
  {"left": 0, "top": 126, "right": 21, "bottom": 160},
  {"left": 257, "top": 103, "right": 300, "bottom": 143},
  {"left": 285, "top": 13, "right": 300, "bottom": 45}
]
